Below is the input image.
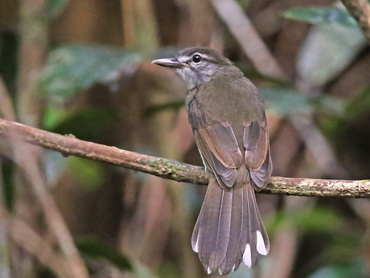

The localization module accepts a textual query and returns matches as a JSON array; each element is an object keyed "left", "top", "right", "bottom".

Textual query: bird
[{"left": 152, "top": 47, "right": 272, "bottom": 275}]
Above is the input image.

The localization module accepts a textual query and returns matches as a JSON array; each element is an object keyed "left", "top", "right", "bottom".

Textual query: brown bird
[{"left": 152, "top": 47, "right": 272, "bottom": 274}]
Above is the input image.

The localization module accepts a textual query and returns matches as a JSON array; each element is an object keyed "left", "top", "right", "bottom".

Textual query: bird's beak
[{"left": 152, "top": 58, "right": 188, "bottom": 68}]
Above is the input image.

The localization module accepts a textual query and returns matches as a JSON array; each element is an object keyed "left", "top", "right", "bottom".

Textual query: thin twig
[
  {"left": 18, "top": 0, "right": 48, "bottom": 126},
  {"left": 0, "top": 79, "right": 89, "bottom": 278},
  {"left": 0, "top": 118, "right": 369, "bottom": 198},
  {"left": 10, "top": 141, "right": 90, "bottom": 278},
  {"left": 342, "top": 0, "right": 370, "bottom": 44},
  {"left": 0, "top": 207, "right": 72, "bottom": 278}
]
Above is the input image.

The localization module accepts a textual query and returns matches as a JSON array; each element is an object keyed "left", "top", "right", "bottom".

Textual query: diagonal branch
[
  {"left": 0, "top": 118, "right": 369, "bottom": 198},
  {"left": 210, "top": 0, "right": 288, "bottom": 81},
  {"left": 342, "top": 0, "right": 370, "bottom": 44},
  {"left": 0, "top": 207, "right": 72, "bottom": 278}
]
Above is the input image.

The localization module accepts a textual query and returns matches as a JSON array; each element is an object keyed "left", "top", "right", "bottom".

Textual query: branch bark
[{"left": 0, "top": 118, "right": 369, "bottom": 198}]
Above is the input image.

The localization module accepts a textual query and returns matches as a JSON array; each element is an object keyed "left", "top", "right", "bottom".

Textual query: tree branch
[
  {"left": 0, "top": 118, "right": 369, "bottom": 198},
  {"left": 342, "top": 0, "right": 370, "bottom": 44}
]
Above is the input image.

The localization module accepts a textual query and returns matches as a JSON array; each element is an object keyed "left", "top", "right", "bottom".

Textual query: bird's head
[{"left": 152, "top": 47, "right": 235, "bottom": 90}]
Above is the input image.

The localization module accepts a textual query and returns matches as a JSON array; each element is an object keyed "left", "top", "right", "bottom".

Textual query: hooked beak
[{"left": 152, "top": 58, "right": 188, "bottom": 68}]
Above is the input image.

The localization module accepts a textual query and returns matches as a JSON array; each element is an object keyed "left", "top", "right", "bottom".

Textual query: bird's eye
[{"left": 192, "top": 54, "right": 202, "bottom": 63}]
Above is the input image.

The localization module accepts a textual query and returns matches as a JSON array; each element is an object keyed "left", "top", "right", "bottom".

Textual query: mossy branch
[{"left": 1, "top": 118, "right": 369, "bottom": 198}]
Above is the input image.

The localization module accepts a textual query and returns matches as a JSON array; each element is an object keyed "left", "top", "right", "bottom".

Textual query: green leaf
[
  {"left": 296, "top": 22, "right": 365, "bottom": 86},
  {"left": 44, "top": 0, "right": 69, "bottom": 19},
  {"left": 308, "top": 260, "right": 364, "bottom": 278},
  {"left": 312, "top": 95, "right": 346, "bottom": 116},
  {"left": 344, "top": 86, "right": 370, "bottom": 121},
  {"left": 43, "top": 105, "right": 68, "bottom": 130},
  {"left": 47, "top": 108, "right": 118, "bottom": 141},
  {"left": 143, "top": 100, "right": 184, "bottom": 118},
  {"left": 132, "top": 261, "right": 159, "bottom": 278},
  {"left": 269, "top": 206, "right": 342, "bottom": 235},
  {"left": 321, "top": 87, "right": 370, "bottom": 136},
  {"left": 282, "top": 6, "right": 358, "bottom": 28},
  {"left": 68, "top": 157, "right": 105, "bottom": 189},
  {"left": 259, "top": 87, "right": 345, "bottom": 116},
  {"left": 39, "top": 44, "right": 141, "bottom": 97},
  {"left": 295, "top": 207, "right": 341, "bottom": 233},
  {"left": 76, "top": 238, "right": 132, "bottom": 271},
  {"left": 260, "top": 87, "right": 312, "bottom": 115},
  {"left": 236, "top": 63, "right": 292, "bottom": 87},
  {"left": 76, "top": 238, "right": 159, "bottom": 277}
]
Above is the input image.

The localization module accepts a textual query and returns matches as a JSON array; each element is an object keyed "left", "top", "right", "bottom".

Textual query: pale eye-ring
[{"left": 192, "top": 54, "right": 202, "bottom": 63}]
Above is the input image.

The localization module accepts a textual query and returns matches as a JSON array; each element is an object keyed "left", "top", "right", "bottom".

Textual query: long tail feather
[
  {"left": 192, "top": 179, "right": 269, "bottom": 274},
  {"left": 192, "top": 178, "right": 232, "bottom": 272}
]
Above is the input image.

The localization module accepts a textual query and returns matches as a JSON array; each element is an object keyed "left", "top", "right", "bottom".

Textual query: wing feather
[
  {"left": 194, "top": 123, "right": 243, "bottom": 188},
  {"left": 199, "top": 124, "right": 242, "bottom": 168},
  {"left": 243, "top": 122, "right": 272, "bottom": 189}
]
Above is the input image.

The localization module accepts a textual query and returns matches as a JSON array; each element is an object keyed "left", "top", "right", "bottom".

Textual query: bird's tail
[{"left": 191, "top": 178, "right": 269, "bottom": 275}]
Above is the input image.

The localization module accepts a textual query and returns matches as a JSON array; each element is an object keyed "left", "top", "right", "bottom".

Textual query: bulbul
[{"left": 152, "top": 47, "right": 272, "bottom": 275}]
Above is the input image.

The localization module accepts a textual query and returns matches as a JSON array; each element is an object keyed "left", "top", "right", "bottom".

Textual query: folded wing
[
  {"left": 243, "top": 122, "right": 272, "bottom": 190},
  {"left": 194, "top": 123, "right": 243, "bottom": 188}
]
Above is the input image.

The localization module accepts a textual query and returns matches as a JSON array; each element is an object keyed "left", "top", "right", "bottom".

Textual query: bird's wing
[
  {"left": 243, "top": 121, "right": 272, "bottom": 190},
  {"left": 193, "top": 120, "right": 272, "bottom": 190},
  {"left": 193, "top": 123, "right": 243, "bottom": 189}
]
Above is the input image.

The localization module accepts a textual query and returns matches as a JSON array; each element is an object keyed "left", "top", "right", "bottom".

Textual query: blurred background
[{"left": 0, "top": 0, "right": 370, "bottom": 277}]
